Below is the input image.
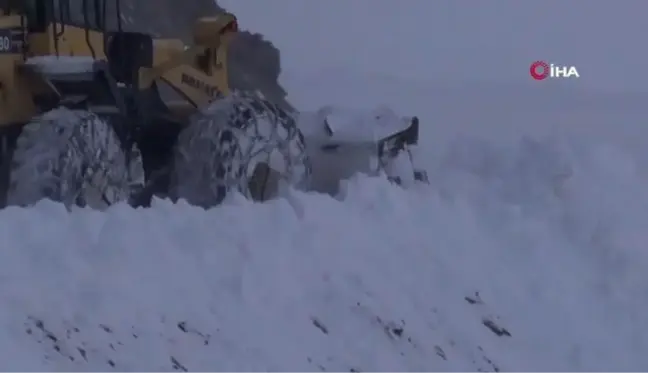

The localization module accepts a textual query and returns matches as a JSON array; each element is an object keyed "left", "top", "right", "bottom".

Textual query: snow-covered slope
[
  {"left": 4, "top": 1, "right": 648, "bottom": 371},
  {"left": 7, "top": 143, "right": 648, "bottom": 371}
]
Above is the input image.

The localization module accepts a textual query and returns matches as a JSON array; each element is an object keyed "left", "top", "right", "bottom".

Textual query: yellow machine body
[{"left": 0, "top": 4, "right": 237, "bottom": 127}]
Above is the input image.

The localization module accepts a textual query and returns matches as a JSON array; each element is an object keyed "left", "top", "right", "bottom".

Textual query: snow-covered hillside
[{"left": 4, "top": 1, "right": 648, "bottom": 371}]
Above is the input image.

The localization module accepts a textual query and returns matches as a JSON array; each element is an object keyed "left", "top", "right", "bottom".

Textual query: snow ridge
[{"left": 3, "top": 132, "right": 648, "bottom": 371}]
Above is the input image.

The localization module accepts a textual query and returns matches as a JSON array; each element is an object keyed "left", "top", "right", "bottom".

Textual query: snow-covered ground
[{"left": 4, "top": 1, "right": 648, "bottom": 371}]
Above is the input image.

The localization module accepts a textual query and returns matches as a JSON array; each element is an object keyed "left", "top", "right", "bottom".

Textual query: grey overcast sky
[
  {"left": 222, "top": 0, "right": 648, "bottom": 93},
  {"left": 419, "top": 0, "right": 647, "bottom": 92}
]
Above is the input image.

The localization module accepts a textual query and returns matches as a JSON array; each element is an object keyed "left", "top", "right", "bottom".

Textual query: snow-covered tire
[
  {"left": 171, "top": 92, "right": 311, "bottom": 208},
  {"left": 6, "top": 108, "right": 144, "bottom": 209}
]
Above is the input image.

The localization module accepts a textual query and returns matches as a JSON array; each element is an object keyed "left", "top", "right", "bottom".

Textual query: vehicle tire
[
  {"left": 6, "top": 107, "right": 144, "bottom": 209},
  {"left": 171, "top": 92, "right": 311, "bottom": 208}
]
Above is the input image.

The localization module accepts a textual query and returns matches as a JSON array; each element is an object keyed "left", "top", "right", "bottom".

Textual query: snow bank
[{"left": 3, "top": 131, "right": 648, "bottom": 370}]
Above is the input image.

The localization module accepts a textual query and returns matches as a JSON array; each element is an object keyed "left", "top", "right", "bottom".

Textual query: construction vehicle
[{"left": 0, "top": 0, "right": 426, "bottom": 210}]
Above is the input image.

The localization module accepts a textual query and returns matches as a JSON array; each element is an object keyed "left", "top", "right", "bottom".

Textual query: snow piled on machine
[{"left": 6, "top": 108, "right": 144, "bottom": 210}]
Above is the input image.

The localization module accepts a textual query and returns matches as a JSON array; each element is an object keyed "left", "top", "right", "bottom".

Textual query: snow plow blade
[{"left": 297, "top": 106, "right": 428, "bottom": 195}]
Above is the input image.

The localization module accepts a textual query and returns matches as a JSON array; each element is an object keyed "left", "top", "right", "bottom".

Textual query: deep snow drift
[
  {"left": 7, "top": 138, "right": 648, "bottom": 371},
  {"left": 4, "top": 1, "right": 648, "bottom": 371}
]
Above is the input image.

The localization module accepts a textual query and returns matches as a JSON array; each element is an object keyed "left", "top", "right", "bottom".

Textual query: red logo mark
[{"left": 530, "top": 61, "right": 550, "bottom": 80}]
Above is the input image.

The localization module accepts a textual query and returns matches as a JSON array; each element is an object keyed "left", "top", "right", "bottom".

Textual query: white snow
[
  {"left": 25, "top": 56, "right": 96, "bottom": 74},
  {"left": 300, "top": 106, "right": 412, "bottom": 144},
  {"left": 3, "top": 1, "right": 648, "bottom": 371}
]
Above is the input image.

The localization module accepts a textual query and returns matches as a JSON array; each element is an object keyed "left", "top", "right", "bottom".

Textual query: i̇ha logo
[{"left": 529, "top": 61, "right": 580, "bottom": 81}]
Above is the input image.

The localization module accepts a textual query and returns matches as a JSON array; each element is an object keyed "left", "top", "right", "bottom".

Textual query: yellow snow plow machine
[{"left": 0, "top": 0, "right": 426, "bottom": 210}]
